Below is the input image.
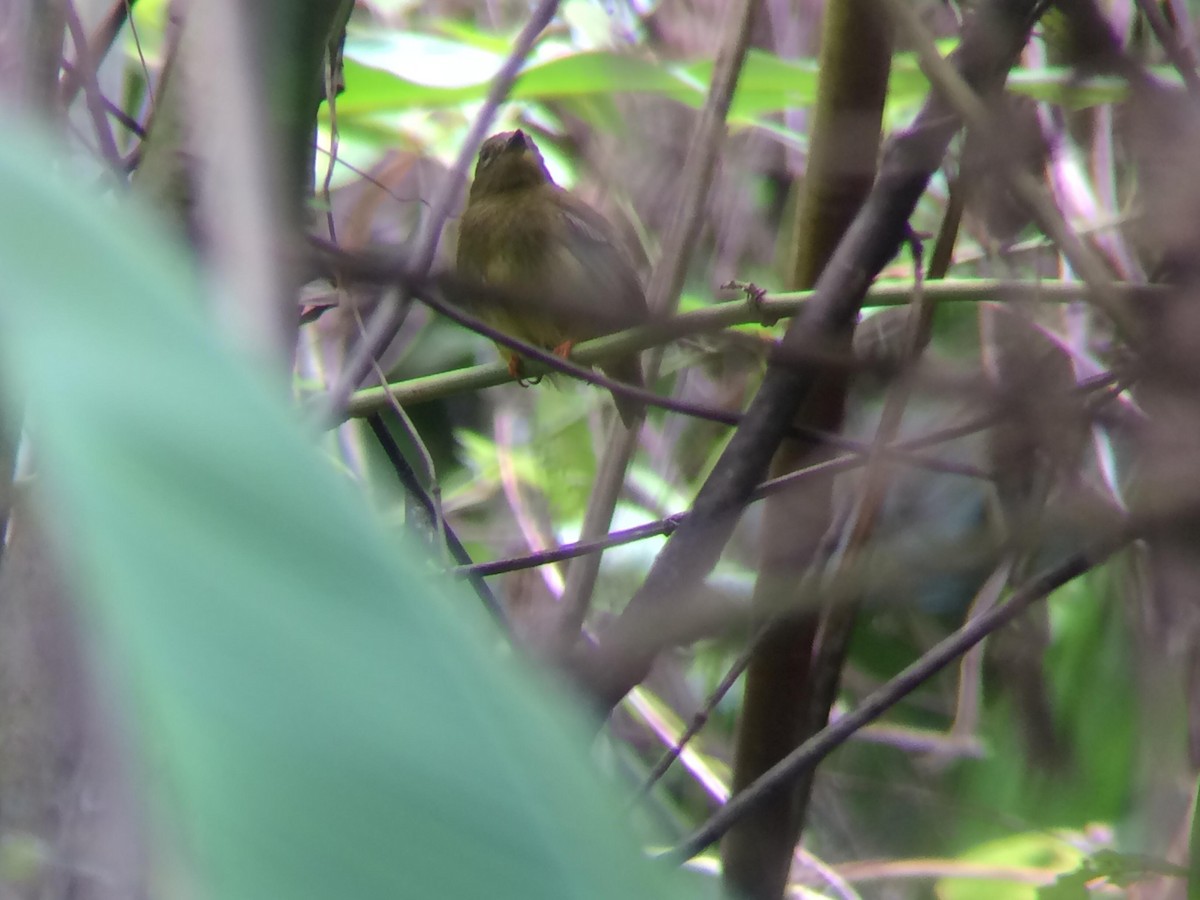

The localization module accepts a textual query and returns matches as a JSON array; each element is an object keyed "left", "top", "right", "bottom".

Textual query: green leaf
[
  {"left": 1037, "top": 868, "right": 1092, "bottom": 900},
  {"left": 1093, "top": 850, "right": 1187, "bottom": 884},
  {"left": 1040, "top": 850, "right": 1187, "bottom": 899},
  {"left": 516, "top": 52, "right": 698, "bottom": 103},
  {"left": 0, "top": 121, "right": 690, "bottom": 900},
  {"left": 939, "top": 832, "right": 1084, "bottom": 900},
  {"left": 331, "top": 44, "right": 959, "bottom": 127},
  {"left": 681, "top": 49, "right": 820, "bottom": 119}
]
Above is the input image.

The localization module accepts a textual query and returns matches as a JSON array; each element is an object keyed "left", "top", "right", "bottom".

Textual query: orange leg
[
  {"left": 507, "top": 353, "right": 543, "bottom": 387},
  {"left": 552, "top": 340, "right": 575, "bottom": 360}
]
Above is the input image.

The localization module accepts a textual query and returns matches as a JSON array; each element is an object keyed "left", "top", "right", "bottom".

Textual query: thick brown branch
[{"left": 576, "top": 0, "right": 1047, "bottom": 716}]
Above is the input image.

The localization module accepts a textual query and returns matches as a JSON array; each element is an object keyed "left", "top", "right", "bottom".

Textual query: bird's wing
[
  {"left": 555, "top": 192, "right": 650, "bottom": 331},
  {"left": 558, "top": 194, "right": 618, "bottom": 247}
]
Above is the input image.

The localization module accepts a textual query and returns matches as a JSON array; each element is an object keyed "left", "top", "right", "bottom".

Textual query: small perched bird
[{"left": 456, "top": 129, "right": 650, "bottom": 427}]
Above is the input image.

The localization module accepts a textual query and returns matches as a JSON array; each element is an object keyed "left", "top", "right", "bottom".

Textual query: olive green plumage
[{"left": 456, "top": 129, "right": 649, "bottom": 427}]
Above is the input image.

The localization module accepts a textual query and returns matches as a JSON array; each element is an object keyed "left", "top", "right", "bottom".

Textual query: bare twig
[
  {"left": 635, "top": 619, "right": 773, "bottom": 800},
  {"left": 63, "top": 2, "right": 124, "bottom": 174},
  {"left": 458, "top": 515, "right": 686, "bottom": 578},
  {"left": 878, "top": 0, "right": 1134, "bottom": 339},
  {"left": 949, "top": 561, "right": 1012, "bottom": 740},
  {"left": 126, "top": 0, "right": 154, "bottom": 109},
  {"left": 578, "top": 0, "right": 1048, "bottom": 715},
  {"left": 60, "top": 0, "right": 137, "bottom": 106},
  {"left": 458, "top": 432, "right": 993, "bottom": 579},
  {"left": 365, "top": 415, "right": 506, "bottom": 627},
  {"left": 321, "top": 48, "right": 341, "bottom": 246},
  {"left": 353, "top": 298, "right": 448, "bottom": 569},
  {"left": 463, "top": 384, "right": 1127, "bottom": 588},
  {"left": 456, "top": 364, "right": 1123, "bottom": 593},
  {"left": 1132, "top": 0, "right": 1200, "bottom": 95},
  {"left": 59, "top": 61, "right": 145, "bottom": 136},
  {"left": 664, "top": 526, "right": 1133, "bottom": 863}
]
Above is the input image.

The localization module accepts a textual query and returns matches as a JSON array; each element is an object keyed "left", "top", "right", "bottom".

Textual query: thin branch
[
  {"left": 320, "top": 0, "right": 561, "bottom": 420},
  {"left": 58, "top": 61, "right": 146, "bottom": 137},
  {"left": 335, "top": 277, "right": 1156, "bottom": 417},
  {"left": 1132, "top": 0, "right": 1200, "bottom": 95},
  {"left": 949, "top": 562, "right": 1012, "bottom": 742},
  {"left": 458, "top": 514, "right": 686, "bottom": 578},
  {"left": 354, "top": 299, "right": 450, "bottom": 571},
  {"left": 577, "top": 0, "right": 1053, "bottom": 714},
  {"left": 456, "top": 375, "right": 1143, "bottom": 578},
  {"left": 554, "top": 0, "right": 763, "bottom": 649},
  {"left": 878, "top": 0, "right": 1135, "bottom": 339},
  {"left": 365, "top": 415, "right": 507, "bottom": 627},
  {"left": 832, "top": 858, "right": 1062, "bottom": 886},
  {"left": 63, "top": 2, "right": 124, "bottom": 174},
  {"left": 457, "top": 431, "right": 992, "bottom": 579},
  {"left": 623, "top": 688, "right": 732, "bottom": 808},
  {"left": 127, "top": 0, "right": 154, "bottom": 109},
  {"left": 457, "top": 360, "right": 1125, "bottom": 594},
  {"left": 664, "top": 525, "right": 1133, "bottom": 863},
  {"left": 314, "top": 143, "right": 414, "bottom": 209},
  {"left": 60, "top": 0, "right": 137, "bottom": 106},
  {"left": 635, "top": 619, "right": 773, "bottom": 800},
  {"left": 321, "top": 46, "right": 341, "bottom": 246}
]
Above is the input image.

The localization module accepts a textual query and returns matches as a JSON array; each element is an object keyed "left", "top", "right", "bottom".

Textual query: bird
[{"left": 456, "top": 129, "right": 650, "bottom": 427}]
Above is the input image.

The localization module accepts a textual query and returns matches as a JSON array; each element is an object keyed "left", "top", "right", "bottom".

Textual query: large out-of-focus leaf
[
  {"left": 0, "top": 123, "right": 689, "bottom": 900},
  {"left": 332, "top": 31, "right": 1182, "bottom": 134},
  {"left": 333, "top": 45, "right": 939, "bottom": 123}
]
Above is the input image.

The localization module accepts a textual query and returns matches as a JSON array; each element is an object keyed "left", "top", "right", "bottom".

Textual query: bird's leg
[
  {"left": 508, "top": 353, "right": 542, "bottom": 387},
  {"left": 552, "top": 340, "right": 575, "bottom": 360}
]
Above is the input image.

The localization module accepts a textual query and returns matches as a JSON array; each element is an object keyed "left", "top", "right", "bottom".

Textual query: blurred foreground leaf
[{"left": 0, "top": 123, "right": 690, "bottom": 900}]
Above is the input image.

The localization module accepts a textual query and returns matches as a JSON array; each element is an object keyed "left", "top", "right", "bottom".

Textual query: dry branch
[
  {"left": 666, "top": 524, "right": 1133, "bottom": 862},
  {"left": 575, "top": 0, "right": 1051, "bottom": 716}
]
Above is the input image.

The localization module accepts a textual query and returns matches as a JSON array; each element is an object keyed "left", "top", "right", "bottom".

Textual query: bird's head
[{"left": 469, "top": 129, "right": 554, "bottom": 198}]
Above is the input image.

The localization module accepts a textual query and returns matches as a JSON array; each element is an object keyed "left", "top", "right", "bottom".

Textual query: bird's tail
[{"left": 603, "top": 354, "right": 645, "bottom": 429}]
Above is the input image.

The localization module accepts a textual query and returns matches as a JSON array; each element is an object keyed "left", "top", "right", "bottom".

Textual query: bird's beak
[{"left": 507, "top": 130, "right": 528, "bottom": 152}]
